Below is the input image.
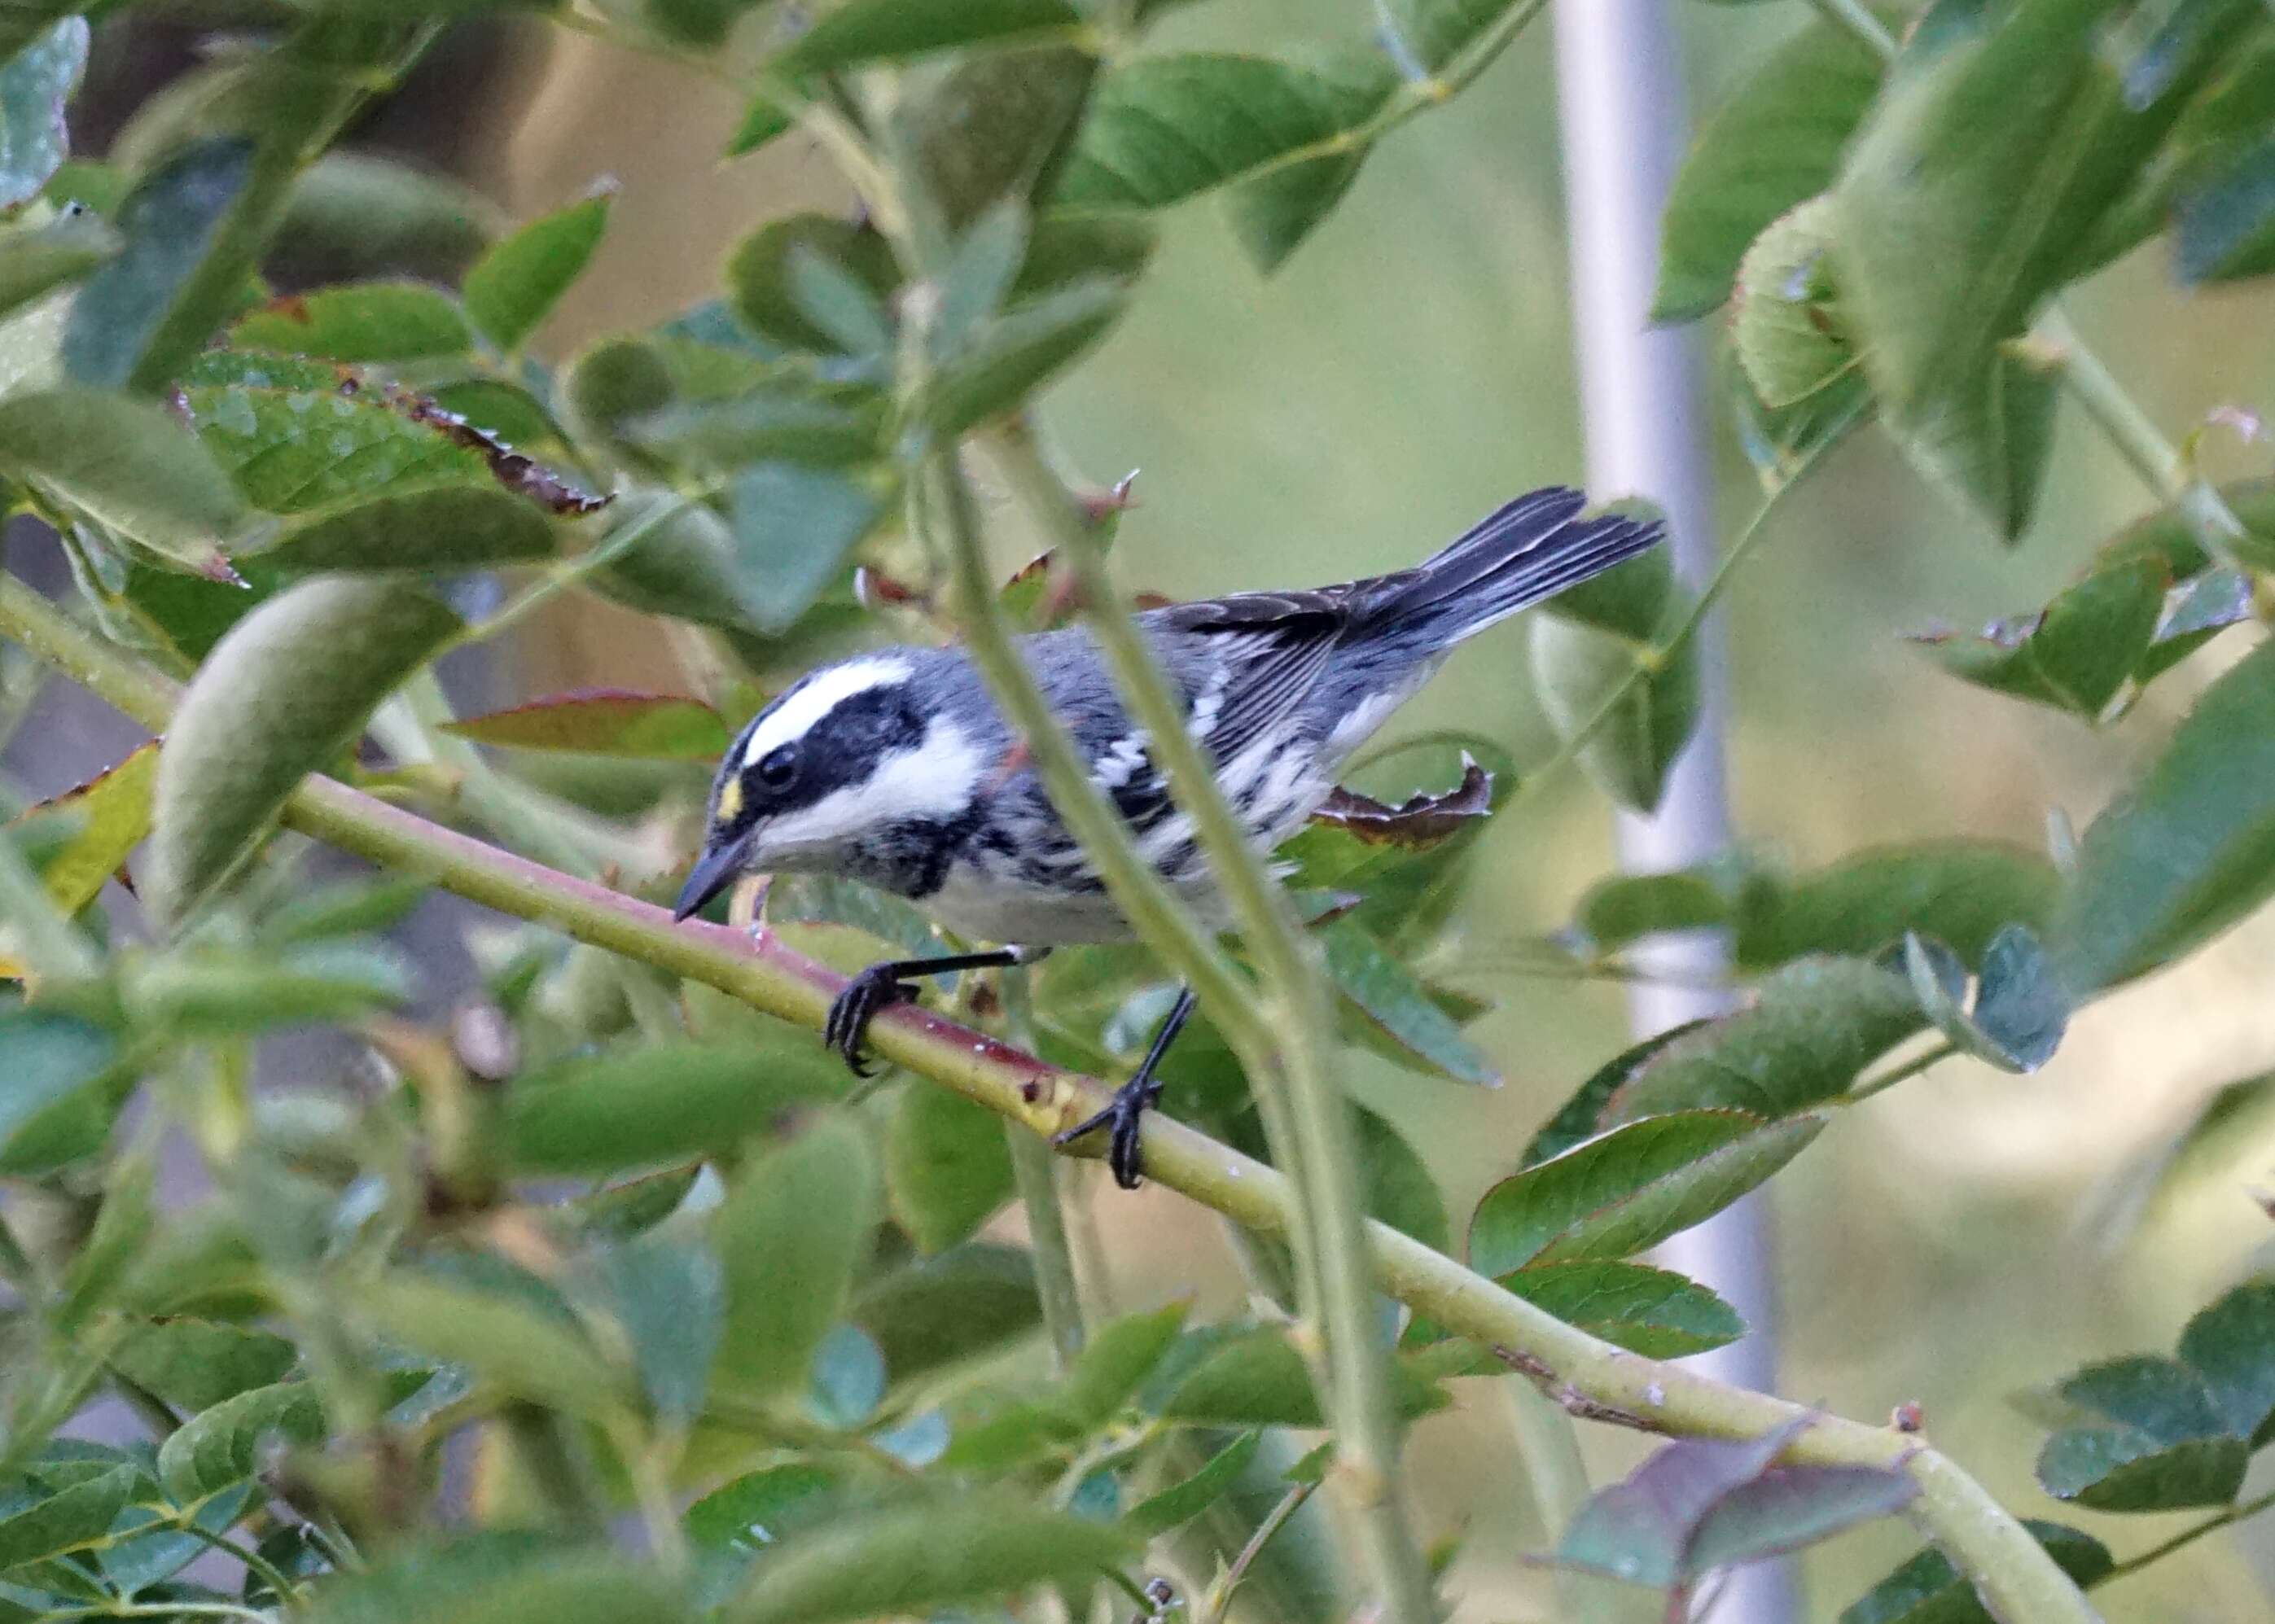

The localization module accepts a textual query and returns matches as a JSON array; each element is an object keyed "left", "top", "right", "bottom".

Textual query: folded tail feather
[{"left": 1364, "top": 487, "right": 1665, "bottom": 641}]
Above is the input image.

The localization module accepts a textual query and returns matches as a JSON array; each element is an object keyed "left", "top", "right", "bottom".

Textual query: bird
[{"left": 674, "top": 486, "right": 1664, "bottom": 1188}]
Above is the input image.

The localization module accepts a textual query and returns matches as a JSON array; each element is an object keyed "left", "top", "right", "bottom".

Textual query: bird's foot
[
  {"left": 824, "top": 965, "right": 918, "bottom": 1077},
  {"left": 1054, "top": 1072, "right": 1165, "bottom": 1190}
]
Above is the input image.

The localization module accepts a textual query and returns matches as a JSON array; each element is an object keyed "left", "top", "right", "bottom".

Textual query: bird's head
[{"left": 673, "top": 652, "right": 987, "bottom": 921}]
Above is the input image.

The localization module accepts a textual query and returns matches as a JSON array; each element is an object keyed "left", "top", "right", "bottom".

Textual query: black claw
[
  {"left": 826, "top": 965, "right": 916, "bottom": 1075},
  {"left": 1054, "top": 1075, "right": 1164, "bottom": 1189}
]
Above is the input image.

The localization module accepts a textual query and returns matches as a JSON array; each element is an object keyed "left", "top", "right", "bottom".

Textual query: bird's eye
[{"left": 756, "top": 745, "right": 796, "bottom": 789}]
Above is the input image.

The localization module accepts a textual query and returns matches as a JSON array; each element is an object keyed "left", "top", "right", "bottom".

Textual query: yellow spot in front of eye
[{"left": 715, "top": 776, "right": 743, "bottom": 824}]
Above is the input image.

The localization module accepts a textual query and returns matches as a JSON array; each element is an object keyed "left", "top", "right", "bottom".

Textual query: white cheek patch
[
  {"left": 760, "top": 716, "right": 988, "bottom": 855},
  {"left": 742, "top": 655, "right": 914, "bottom": 770}
]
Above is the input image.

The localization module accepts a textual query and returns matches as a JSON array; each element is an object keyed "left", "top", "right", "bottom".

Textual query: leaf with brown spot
[
  {"left": 11, "top": 742, "right": 159, "bottom": 915},
  {"left": 1308, "top": 758, "right": 1492, "bottom": 847}
]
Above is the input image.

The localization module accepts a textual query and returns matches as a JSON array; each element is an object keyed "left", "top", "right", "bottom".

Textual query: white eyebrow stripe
[
  {"left": 759, "top": 717, "right": 987, "bottom": 853},
  {"left": 742, "top": 655, "right": 914, "bottom": 768}
]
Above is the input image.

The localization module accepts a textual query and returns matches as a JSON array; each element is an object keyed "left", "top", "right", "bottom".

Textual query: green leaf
[
  {"left": 901, "top": 44, "right": 1096, "bottom": 230},
  {"left": 15, "top": 740, "right": 157, "bottom": 916},
  {"left": 357, "top": 1271, "right": 626, "bottom": 1416},
  {"left": 503, "top": 1038, "right": 848, "bottom": 1175},
  {"left": 2036, "top": 1354, "right": 2247, "bottom": 1511},
  {"left": 1911, "top": 557, "right": 2167, "bottom": 718},
  {"left": 1681, "top": 1464, "right": 1919, "bottom": 1574},
  {"left": 712, "top": 1116, "right": 881, "bottom": 1400},
  {"left": 230, "top": 281, "right": 471, "bottom": 363},
  {"left": 1471, "top": 1110, "right": 1821, "bottom": 1275},
  {"left": 1840, "top": 1520, "right": 2113, "bottom": 1624},
  {"left": 1569, "top": 870, "right": 1729, "bottom": 954},
  {"left": 1733, "top": 841, "right": 2062, "bottom": 971},
  {"left": 1357, "top": 1105, "right": 1450, "bottom": 1251},
  {"left": 688, "top": 1464, "right": 843, "bottom": 1552},
  {"left": 301, "top": 1538, "right": 694, "bottom": 1624},
  {"left": 268, "top": 484, "right": 558, "bottom": 574},
  {"left": 1321, "top": 917, "right": 1497, "bottom": 1085},
  {"left": 1529, "top": 615, "right": 1700, "bottom": 814},
  {"left": 64, "top": 136, "right": 254, "bottom": 392},
  {"left": 1732, "top": 196, "right": 1857, "bottom": 409},
  {"left": 1653, "top": 18, "right": 1883, "bottom": 322},
  {"left": 107, "top": 1316, "right": 298, "bottom": 1412},
  {"left": 0, "top": 385, "right": 249, "bottom": 575},
  {"left": 1520, "top": 1023, "right": 1706, "bottom": 1169},
  {"left": 1726, "top": 335, "right": 1874, "bottom": 496},
  {"left": 853, "top": 1242, "right": 1040, "bottom": 1382},
  {"left": 0, "top": 207, "right": 118, "bottom": 321},
  {"left": 886, "top": 1083, "right": 1013, "bottom": 1254},
  {"left": 918, "top": 276, "right": 1127, "bottom": 436},
  {"left": 182, "top": 350, "right": 594, "bottom": 519},
  {"left": 444, "top": 691, "right": 729, "bottom": 760},
  {"left": 145, "top": 576, "right": 462, "bottom": 927},
  {"left": 1057, "top": 49, "right": 1396, "bottom": 213},
  {"left": 0, "top": 1007, "right": 117, "bottom": 1175},
  {"left": 2054, "top": 637, "right": 2275, "bottom": 991},
  {"left": 629, "top": 387, "right": 886, "bottom": 475},
  {"left": 0, "top": 19, "right": 85, "bottom": 211},
  {"left": 463, "top": 185, "right": 611, "bottom": 352},
  {"left": 2176, "top": 129, "right": 2275, "bottom": 281},
  {"left": 1150, "top": 1324, "right": 1444, "bottom": 1427},
  {"left": 278, "top": 151, "right": 501, "bottom": 287},
  {"left": 778, "top": 0, "right": 1081, "bottom": 69},
  {"left": 1377, "top": 0, "right": 1534, "bottom": 76},
  {"left": 1057, "top": 1302, "right": 1189, "bottom": 1433},
  {"left": 124, "top": 940, "right": 414, "bottom": 1033},
  {"left": 0, "top": 1463, "right": 135, "bottom": 1567},
  {"left": 1498, "top": 1259, "right": 1744, "bottom": 1358},
  {"left": 724, "top": 215, "right": 899, "bottom": 355},
  {"left": 2176, "top": 1278, "right": 2275, "bottom": 1445},
  {"left": 596, "top": 1234, "right": 723, "bottom": 1428},
  {"left": 1902, "top": 926, "right": 2068, "bottom": 1073},
  {"left": 725, "top": 462, "right": 896, "bottom": 633},
  {"left": 1828, "top": 0, "right": 2251, "bottom": 541},
  {"left": 1124, "top": 1429, "right": 1260, "bottom": 1537},
  {"left": 1608, "top": 955, "right": 1927, "bottom": 1120},
  {"left": 157, "top": 1381, "right": 324, "bottom": 1503},
  {"left": 725, "top": 1497, "right": 1139, "bottom": 1624}
]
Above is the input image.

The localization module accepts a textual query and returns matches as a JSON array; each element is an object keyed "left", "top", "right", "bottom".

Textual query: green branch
[{"left": 0, "top": 573, "right": 2097, "bottom": 1624}]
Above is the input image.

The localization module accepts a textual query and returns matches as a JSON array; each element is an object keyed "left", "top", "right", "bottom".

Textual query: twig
[
  {"left": 2097, "top": 1485, "right": 2275, "bottom": 1587},
  {"left": 1198, "top": 1474, "right": 1322, "bottom": 1624},
  {"left": 988, "top": 423, "right": 1435, "bottom": 1624},
  {"left": 1002, "top": 964, "right": 1088, "bottom": 1371},
  {"left": 0, "top": 571, "right": 2102, "bottom": 1624}
]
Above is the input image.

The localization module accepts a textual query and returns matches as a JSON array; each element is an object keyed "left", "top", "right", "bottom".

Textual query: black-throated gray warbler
[{"left": 674, "top": 486, "right": 1662, "bottom": 1186}]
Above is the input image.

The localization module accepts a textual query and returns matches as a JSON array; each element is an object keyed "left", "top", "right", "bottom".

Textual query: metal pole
[{"left": 1551, "top": 6, "right": 1799, "bottom": 1622}]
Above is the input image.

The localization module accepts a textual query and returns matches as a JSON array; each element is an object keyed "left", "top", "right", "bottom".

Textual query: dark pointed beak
[{"left": 673, "top": 833, "right": 753, "bottom": 921}]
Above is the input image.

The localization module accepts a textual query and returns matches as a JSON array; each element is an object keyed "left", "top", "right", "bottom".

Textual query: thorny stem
[
  {"left": 0, "top": 571, "right": 2099, "bottom": 1623},
  {"left": 1002, "top": 964, "right": 1088, "bottom": 1371},
  {"left": 988, "top": 425, "right": 1435, "bottom": 1624}
]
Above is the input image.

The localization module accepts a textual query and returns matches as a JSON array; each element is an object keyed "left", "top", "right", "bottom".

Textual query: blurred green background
[{"left": 47, "top": 2, "right": 2275, "bottom": 1617}]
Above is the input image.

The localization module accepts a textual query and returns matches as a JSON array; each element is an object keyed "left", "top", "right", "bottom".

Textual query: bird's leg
[
  {"left": 1054, "top": 984, "right": 1196, "bottom": 1190},
  {"left": 826, "top": 946, "right": 1043, "bottom": 1075}
]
